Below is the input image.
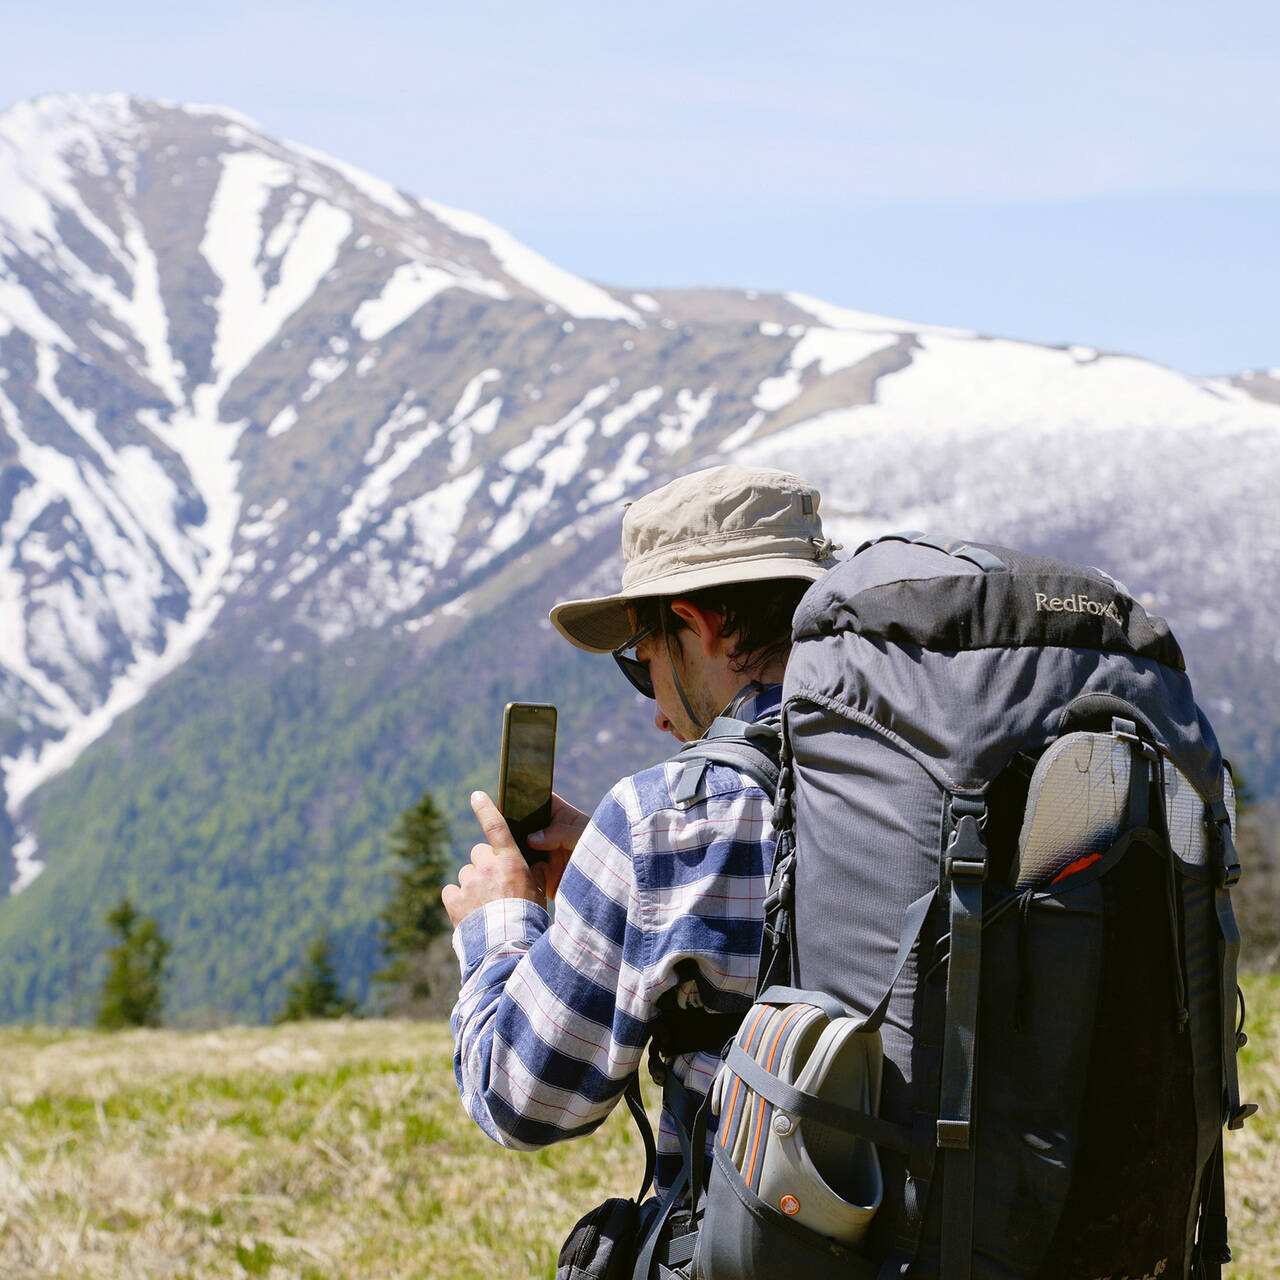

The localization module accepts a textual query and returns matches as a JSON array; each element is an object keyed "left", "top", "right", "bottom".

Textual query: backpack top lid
[{"left": 784, "top": 536, "right": 1224, "bottom": 797}]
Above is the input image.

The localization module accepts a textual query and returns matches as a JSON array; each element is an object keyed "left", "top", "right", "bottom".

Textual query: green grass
[{"left": 1, "top": 980, "right": 1275, "bottom": 1278}]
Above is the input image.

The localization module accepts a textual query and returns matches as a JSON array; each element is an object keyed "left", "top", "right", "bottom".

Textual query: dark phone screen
[{"left": 499, "top": 703, "right": 556, "bottom": 861}]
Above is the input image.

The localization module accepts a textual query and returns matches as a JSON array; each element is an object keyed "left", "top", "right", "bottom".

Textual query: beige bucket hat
[{"left": 550, "top": 465, "right": 839, "bottom": 653}]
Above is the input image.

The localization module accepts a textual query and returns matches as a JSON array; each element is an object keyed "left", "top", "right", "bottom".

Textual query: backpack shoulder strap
[
  {"left": 637, "top": 715, "right": 783, "bottom": 1176},
  {"left": 669, "top": 714, "right": 782, "bottom": 804},
  {"left": 649, "top": 714, "right": 781, "bottom": 1059}
]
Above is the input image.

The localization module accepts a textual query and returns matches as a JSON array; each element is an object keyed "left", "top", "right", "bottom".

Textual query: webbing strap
[
  {"left": 633, "top": 1162, "right": 689, "bottom": 1280},
  {"left": 1194, "top": 1133, "right": 1230, "bottom": 1276},
  {"left": 1124, "top": 731, "right": 1150, "bottom": 830},
  {"left": 632, "top": 1071, "right": 697, "bottom": 1280},
  {"left": 623, "top": 1074, "right": 657, "bottom": 1203},
  {"left": 672, "top": 717, "right": 781, "bottom": 802},
  {"left": 938, "top": 798, "right": 988, "bottom": 1280},
  {"left": 723, "top": 1041, "right": 913, "bottom": 1154},
  {"left": 1209, "top": 804, "right": 1249, "bottom": 1130},
  {"left": 754, "top": 984, "right": 849, "bottom": 1022},
  {"left": 863, "top": 888, "right": 937, "bottom": 1034}
]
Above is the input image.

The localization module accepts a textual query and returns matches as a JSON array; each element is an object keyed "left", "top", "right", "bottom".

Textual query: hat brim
[{"left": 550, "top": 554, "right": 833, "bottom": 653}]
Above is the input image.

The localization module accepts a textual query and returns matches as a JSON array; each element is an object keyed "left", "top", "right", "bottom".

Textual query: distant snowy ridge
[{"left": 0, "top": 92, "right": 1278, "bottom": 905}]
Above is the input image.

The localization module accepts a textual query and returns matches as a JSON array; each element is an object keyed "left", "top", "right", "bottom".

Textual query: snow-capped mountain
[{"left": 0, "top": 93, "right": 1276, "bottom": 1021}]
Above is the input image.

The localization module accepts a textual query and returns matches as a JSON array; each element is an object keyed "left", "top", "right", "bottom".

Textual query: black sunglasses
[{"left": 612, "top": 624, "right": 655, "bottom": 698}]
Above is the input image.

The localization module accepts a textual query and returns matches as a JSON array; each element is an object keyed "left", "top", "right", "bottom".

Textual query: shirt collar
[{"left": 720, "top": 681, "right": 782, "bottom": 725}]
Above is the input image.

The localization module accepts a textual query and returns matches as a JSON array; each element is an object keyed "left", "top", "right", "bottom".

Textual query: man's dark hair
[{"left": 631, "top": 578, "right": 811, "bottom": 673}]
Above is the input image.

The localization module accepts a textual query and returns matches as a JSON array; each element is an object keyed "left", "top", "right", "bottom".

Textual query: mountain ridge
[{"left": 0, "top": 93, "right": 1275, "bottom": 1021}]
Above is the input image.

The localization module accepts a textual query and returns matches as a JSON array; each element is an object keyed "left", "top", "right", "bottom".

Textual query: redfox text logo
[{"left": 1034, "top": 591, "right": 1124, "bottom": 626}]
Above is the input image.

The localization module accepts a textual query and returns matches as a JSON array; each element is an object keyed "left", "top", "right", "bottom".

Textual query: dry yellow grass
[
  {"left": 0, "top": 1020, "right": 650, "bottom": 1279},
  {"left": 0, "top": 977, "right": 1275, "bottom": 1279}
]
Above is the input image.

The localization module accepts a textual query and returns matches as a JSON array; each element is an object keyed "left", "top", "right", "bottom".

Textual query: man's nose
[{"left": 654, "top": 708, "right": 674, "bottom": 736}]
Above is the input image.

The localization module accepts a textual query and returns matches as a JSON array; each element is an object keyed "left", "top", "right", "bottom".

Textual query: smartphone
[{"left": 497, "top": 702, "right": 557, "bottom": 863}]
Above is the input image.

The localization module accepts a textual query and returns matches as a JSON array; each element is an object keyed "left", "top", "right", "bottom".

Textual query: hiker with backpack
[
  {"left": 442, "top": 464, "right": 837, "bottom": 1276},
  {"left": 444, "top": 467, "right": 1254, "bottom": 1279}
]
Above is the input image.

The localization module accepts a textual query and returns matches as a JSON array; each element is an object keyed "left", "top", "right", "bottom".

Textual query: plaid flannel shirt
[{"left": 450, "top": 684, "right": 782, "bottom": 1198}]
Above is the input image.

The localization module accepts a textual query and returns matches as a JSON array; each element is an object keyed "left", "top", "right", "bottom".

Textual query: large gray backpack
[{"left": 688, "top": 535, "right": 1254, "bottom": 1280}]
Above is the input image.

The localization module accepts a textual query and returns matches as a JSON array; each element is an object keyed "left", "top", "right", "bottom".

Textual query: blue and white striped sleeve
[{"left": 450, "top": 780, "right": 654, "bottom": 1149}]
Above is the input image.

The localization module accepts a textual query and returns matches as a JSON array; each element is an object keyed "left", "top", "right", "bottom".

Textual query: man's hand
[
  {"left": 441, "top": 792, "right": 546, "bottom": 928},
  {"left": 525, "top": 792, "right": 589, "bottom": 900}
]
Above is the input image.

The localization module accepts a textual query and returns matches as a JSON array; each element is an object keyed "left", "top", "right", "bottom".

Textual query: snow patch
[
  {"left": 301, "top": 354, "right": 348, "bottom": 403},
  {"left": 285, "top": 138, "right": 418, "bottom": 219},
  {"left": 721, "top": 412, "right": 765, "bottom": 451},
  {"left": 601, "top": 385, "right": 662, "bottom": 438},
  {"left": 753, "top": 368, "right": 803, "bottom": 412},
  {"left": 449, "top": 368, "right": 503, "bottom": 426},
  {"left": 790, "top": 328, "right": 898, "bottom": 377},
  {"left": 0, "top": 276, "right": 73, "bottom": 349},
  {"left": 338, "top": 413, "right": 444, "bottom": 541},
  {"left": 267, "top": 405, "right": 298, "bottom": 438},
  {"left": 785, "top": 291, "right": 972, "bottom": 339},
  {"left": 448, "top": 397, "right": 503, "bottom": 473},
  {"left": 501, "top": 384, "right": 614, "bottom": 473},
  {"left": 8, "top": 830, "right": 41, "bottom": 894},
  {"left": 352, "top": 261, "right": 508, "bottom": 341},
  {"left": 585, "top": 432, "right": 651, "bottom": 505},
  {"left": 656, "top": 386, "right": 716, "bottom": 453},
  {"left": 201, "top": 153, "right": 352, "bottom": 392},
  {"left": 385, "top": 469, "right": 484, "bottom": 569},
  {"left": 364, "top": 395, "right": 429, "bottom": 466},
  {"left": 421, "top": 196, "right": 641, "bottom": 324}
]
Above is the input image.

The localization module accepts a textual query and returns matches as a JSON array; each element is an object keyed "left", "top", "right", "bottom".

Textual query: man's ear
[{"left": 669, "top": 598, "right": 725, "bottom": 658}]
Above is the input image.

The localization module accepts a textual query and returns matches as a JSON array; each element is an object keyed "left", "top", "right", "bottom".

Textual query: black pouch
[{"left": 557, "top": 1196, "right": 659, "bottom": 1280}]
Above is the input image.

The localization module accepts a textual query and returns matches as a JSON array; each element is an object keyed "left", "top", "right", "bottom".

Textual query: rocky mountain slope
[{"left": 0, "top": 93, "right": 1276, "bottom": 1022}]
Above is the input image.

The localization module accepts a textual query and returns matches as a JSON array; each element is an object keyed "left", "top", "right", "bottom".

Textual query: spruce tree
[
  {"left": 374, "top": 791, "right": 454, "bottom": 1007},
  {"left": 97, "top": 897, "right": 171, "bottom": 1029},
  {"left": 275, "top": 931, "right": 357, "bottom": 1022}
]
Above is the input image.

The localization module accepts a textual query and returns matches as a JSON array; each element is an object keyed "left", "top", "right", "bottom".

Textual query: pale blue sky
[{"left": 4, "top": 1, "right": 1278, "bottom": 374}]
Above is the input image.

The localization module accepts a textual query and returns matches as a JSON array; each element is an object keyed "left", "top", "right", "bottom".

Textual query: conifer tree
[
  {"left": 374, "top": 791, "right": 454, "bottom": 1007},
  {"left": 96, "top": 897, "right": 171, "bottom": 1029},
  {"left": 275, "top": 931, "right": 357, "bottom": 1022}
]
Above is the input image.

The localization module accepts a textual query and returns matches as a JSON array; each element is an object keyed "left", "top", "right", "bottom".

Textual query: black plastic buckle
[
  {"left": 1229, "top": 1102, "right": 1258, "bottom": 1131},
  {"left": 762, "top": 860, "right": 795, "bottom": 916},
  {"left": 1202, "top": 1239, "right": 1233, "bottom": 1266},
  {"left": 1113, "top": 718, "right": 1159, "bottom": 761},
  {"left": 945, "top": 808, "right": 989, "bottom": 883},
  {"left": 948, "top": 855, "right": 989, "bottom": 883},
  {"left": 936, "top": 1118, "right": 970, "bottom": 1150}
]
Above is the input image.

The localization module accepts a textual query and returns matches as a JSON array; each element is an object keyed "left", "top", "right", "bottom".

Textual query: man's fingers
[
  {"left": 547, "top": 792, "right": 589, "bottom": 831},
  {"left": 471, "top": 791, "right": 520, "bottom": 853},
  {"left": 526, "top": 822, "right": 579, "bottom": 850},
  {"left": 527, "top": 793, "right": 589, "bottom": 853},
  {"left": 542, "top": 849, "right": 571, "bottom": 900},
  {"left": 441, "top": 883, "right": 464, "bottom": 926}
]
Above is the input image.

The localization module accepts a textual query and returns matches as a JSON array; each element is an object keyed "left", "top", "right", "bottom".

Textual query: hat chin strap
[{"left": 660, "top": 607, "right": 708, "bottom": 737}]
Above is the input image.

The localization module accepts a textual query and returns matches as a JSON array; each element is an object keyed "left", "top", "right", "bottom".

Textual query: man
[{"left": 442, "top": 464, "right": 838, "bottom": 1205}]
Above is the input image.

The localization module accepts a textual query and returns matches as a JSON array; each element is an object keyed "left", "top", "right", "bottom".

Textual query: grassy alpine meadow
[{"left": 1, "top": 977, "right": 1277, "bottom": 1279}]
